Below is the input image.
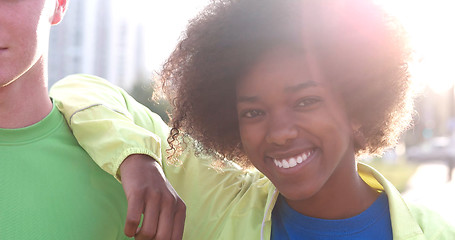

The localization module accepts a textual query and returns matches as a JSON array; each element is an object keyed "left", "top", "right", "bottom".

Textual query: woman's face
[{"left": 236, "top": 49, "right": 357, "bottom": 202}]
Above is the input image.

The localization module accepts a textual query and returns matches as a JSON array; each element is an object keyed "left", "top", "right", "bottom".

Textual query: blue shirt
[{"left": 271, "top": 193, "right": 393, "bottom": 240}]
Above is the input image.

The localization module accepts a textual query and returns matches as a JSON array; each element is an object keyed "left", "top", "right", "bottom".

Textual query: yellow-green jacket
[{"left": 49, "top": 74, "right": 455, "bottom": 240}]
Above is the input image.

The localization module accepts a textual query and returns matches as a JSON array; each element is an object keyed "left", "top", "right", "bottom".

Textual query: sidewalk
[{"left": 402, "top": 162, "right": 455, "bottom": 227}]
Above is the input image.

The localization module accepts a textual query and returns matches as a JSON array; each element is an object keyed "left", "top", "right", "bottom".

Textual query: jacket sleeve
[
  {"left": 49, "top": 74, "right": 273, "bottom": 239},
  {"left": 49, "top": 74, "right": 168, "bottom": 181}
]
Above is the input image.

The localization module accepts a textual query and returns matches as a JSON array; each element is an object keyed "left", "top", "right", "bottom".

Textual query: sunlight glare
[
  {"left": 126, "top": 0, "right": 455, "bottom": 88},
  {"left": 124, "top": 0, "right": 211, "bottom": 72},
  {"left": 379, "top": 0, "right": 455, "bottom": 93}
]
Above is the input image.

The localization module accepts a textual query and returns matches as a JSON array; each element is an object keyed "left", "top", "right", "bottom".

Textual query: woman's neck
[{"left": 285, "top": 161, "right": 380, "bottom": 219}]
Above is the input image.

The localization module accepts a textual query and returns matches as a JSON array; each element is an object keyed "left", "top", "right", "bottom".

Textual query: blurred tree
[{"left": 129, "top": 78, "right": 171, "bottom": 123}]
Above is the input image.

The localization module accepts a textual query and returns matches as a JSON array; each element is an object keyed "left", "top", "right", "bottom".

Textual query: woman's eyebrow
[
  {"left": 285, "top": 81, "right": 318, "bottom": 93},
  {"left": 237, "top": 81, "right": 318, "bottom": 103},
  {"left": 237, "top": 95, "right": 258, "bottom": 103}
]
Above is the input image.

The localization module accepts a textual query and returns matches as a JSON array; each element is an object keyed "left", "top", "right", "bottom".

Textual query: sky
[
  {"left": 380, "top": 0, "right": 455, "bottom": 93},
  {"left": 121, "top": 0, "right": 455, "bottom": 92},
  {"left": 117, "top": 0, "right": 210, "bottom": 74}
]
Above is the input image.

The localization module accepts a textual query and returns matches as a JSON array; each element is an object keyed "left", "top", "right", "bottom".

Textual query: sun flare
[
  {"left": 125, "top": 0, "right": 455, "bottom": 92},
  {"left": 379, "top": 0, "right": 455, "bottom": 93},
  {"left": 125, "top": 0, "right": 210, "bottom": 72}
]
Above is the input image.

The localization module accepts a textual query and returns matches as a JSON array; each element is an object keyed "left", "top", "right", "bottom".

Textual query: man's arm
[{"left": 50, "top": 74, "right": 185, "bottom": 240}]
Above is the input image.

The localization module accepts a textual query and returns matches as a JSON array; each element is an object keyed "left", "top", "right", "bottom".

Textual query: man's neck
[{"left": 0, "top": 72, "right": 52, "bottom": 129}]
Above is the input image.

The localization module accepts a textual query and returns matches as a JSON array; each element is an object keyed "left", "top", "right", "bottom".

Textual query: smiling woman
[
  {"left": 49, "top": 0, "right": 455, "bottom": 239},
  {"left": 236, "top": 49, "right": 370, "bottom": 215}
]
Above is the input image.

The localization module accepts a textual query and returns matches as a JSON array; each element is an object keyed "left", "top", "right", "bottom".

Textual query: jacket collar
[
  {"left": 358, "top": 163, "right": 425, "bottom": 240},
  {"left": 261, "top": 162, "right": 425, "bottom": 240}
]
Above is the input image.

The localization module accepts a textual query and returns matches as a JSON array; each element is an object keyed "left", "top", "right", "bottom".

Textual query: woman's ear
[{"left": 51, "top": 0, "right": 68, "bottom": 25}]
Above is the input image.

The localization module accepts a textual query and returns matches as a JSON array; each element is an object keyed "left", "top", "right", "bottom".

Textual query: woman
[{"left": 50, "top": 0, "right": 454, "bottom": 239}]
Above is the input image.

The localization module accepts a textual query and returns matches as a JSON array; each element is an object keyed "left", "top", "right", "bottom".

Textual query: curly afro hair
[{"left": 161, "top": 0, "right": 414, "bottom": 165}]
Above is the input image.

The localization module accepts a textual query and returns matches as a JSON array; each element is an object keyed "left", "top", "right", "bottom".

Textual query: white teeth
[
  {"left": 274, "top": 159, "right": 283, "bottom": 168},
  {"left": 289, "top": 158, "right": 297, "bottom": 167},
  {"left": 273, "top": 150, "right": 313, "bottom": 169}
]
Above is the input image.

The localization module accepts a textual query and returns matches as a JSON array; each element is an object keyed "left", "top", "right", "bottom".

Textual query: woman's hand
[{"left": 119, "top": 154, "right": 186, "bottom": 240}]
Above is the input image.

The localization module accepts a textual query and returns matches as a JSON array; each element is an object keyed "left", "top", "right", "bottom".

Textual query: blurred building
[{"left": 48, "top": 0, "right": 148, "bottom": 90}]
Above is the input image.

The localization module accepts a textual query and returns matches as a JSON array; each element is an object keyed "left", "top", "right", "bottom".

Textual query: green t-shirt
[{"left": 0, "top": 104, "right": 129, "bottom": 240}]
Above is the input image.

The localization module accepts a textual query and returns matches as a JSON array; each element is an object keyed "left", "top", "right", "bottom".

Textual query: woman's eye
[
  {"left": 296, "top": 97, "right": 321, "bottom": 109},
  {"left": 241, "top": 109, "right": 264, "bottom": 118}
]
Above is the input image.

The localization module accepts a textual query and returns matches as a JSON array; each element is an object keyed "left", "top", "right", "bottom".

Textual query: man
[{"left": 0, "top": 1, "right": 183, "bottom": 239}]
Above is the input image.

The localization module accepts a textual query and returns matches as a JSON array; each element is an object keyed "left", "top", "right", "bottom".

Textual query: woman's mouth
[{"left": 273, "top": 149, "right": 315, "bottom": 169}]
